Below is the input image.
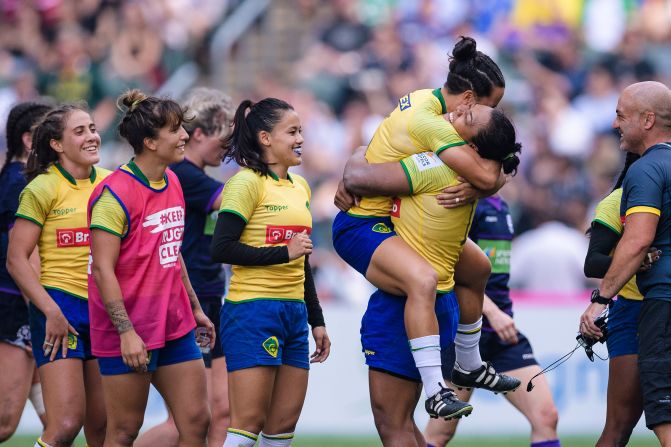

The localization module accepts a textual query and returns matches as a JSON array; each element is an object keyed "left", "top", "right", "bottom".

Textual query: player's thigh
[
  {"left": 367, "top": 236, "right": 437, "bottom": 296},
  {"left": 0, "top": 343, "right": 33, "bottom": 435},
  {"left": 227, "top": 366, "right": 277, "bottom": 431},
  {"left": 39, "top": 358, "right": 87, "bottom": 426},
  {"left": 369, "top": 368, "right": 422, "bottom": 429},
  {"left": 607, "top": 354, "right": 643, "bottom": 417},
  {"left": 504, "top": 365, "right": 557, "bottom": 426},
  {"left": 453, "top": 238, "right": 490, "bottom": 289},
  {"left": 101, "top": 373, "right": 152, "bottom": 428},
  {"left": 263, "top": 364, "right": 309, "bottom": 434},
  {"left": 209, "top": 357, "right": 230, "bottom": 415},
  {"left": 153, "top": 359, "right": 209, "bottom": 428}
]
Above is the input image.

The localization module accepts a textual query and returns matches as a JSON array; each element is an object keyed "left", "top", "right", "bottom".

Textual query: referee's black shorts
[{"left": 638, "top": 299, "right": 671, "bottom": 429}]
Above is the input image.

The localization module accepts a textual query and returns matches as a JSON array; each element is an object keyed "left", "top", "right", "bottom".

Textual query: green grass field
[{"left": 2, "top": 435, "right": 660, "bottom": 446}]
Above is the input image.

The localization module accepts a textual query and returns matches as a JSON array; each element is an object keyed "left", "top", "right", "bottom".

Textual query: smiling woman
[
  {"left": 6, "top": 104, "right": 110, "bottom": 447},
  {"left": 210, "top": 98, "right": 330, "bottom": 447},
  {"left": 86, "top": 90, "right": 214, "bottom": 447}
]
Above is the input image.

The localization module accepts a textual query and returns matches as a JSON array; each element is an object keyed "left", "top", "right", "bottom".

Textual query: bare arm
[
  {"left": 7, "top": 219, "right": 78, "bottom": 360},
  {"left": 600, "top": 212, "right": 658, "bottom": 298},
  {"left": 90, "top": 228, "right": 148, "bottom": 371},
  {"left": 482, "top": 294, "right": 518, "bottom": 344},
  {"left": 342, "top": 146, "right": 410, "bottom": 197},
  {"left": 438, "top": 145, "right": 502, "bottom": 191},
  {"left": 179, "top": 253, "right": 215, "bottom": 349}
]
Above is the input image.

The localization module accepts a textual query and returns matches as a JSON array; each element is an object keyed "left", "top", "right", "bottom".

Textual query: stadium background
[{"left": 1, "top": 0, "right": 670, "bottom": 444}]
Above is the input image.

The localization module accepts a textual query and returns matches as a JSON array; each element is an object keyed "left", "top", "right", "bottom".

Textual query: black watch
[{"left": 590, "top": 289, "right": 613, "bottom": 305}]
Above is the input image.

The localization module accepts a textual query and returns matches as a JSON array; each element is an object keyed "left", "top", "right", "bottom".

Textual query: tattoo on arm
[{"left": 106, "top": 300, "right": 134, "bottom": 334}]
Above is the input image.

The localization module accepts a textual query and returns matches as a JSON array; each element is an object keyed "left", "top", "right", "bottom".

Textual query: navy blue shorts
[
  {"left": 97, "top": 330, "right": 202, "bottom": 375},
  {"left": 30, "top": 288, "right": 93, "bottom": 367},
  {"left": 200, "top": 295, "right": 224, "bottom": 368},
  {"left": 606, "top": 296, "right": 642, "bottom": 358},
  {"left": 332, "top": 211, "right": 396, "bottom": 276},
  {"left": 361, "top": 289, "right": 459, "bottom": 382},
  {"left": 441, "top": 329, "right": 538, "bottom": 377},
  {"left": 220, "top": 300, "right": 309, "bottom": 372},
  {"left": 0, "top": 291, "right": 31, "bottom": 350}
]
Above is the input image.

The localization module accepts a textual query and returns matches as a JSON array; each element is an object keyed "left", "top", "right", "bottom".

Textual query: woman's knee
[
  {"left": 49, "top": 417, "right": 85, "bottom": 445},
  {"left": 0, "top": 421, "right": 18, "bottom": 443},
  {"left": 530, "top": 403, "right": 559, "bottom": 434},
  {"left": 176, "top": 405, "right": 211, "bottom": 438},
  {"left": 405, "top": 265, "right": 439, "bottom": 298}
]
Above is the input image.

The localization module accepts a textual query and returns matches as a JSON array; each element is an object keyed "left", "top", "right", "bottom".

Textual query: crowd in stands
[{"left": 2, "top": 0, "right": 671, "bottom": 299}]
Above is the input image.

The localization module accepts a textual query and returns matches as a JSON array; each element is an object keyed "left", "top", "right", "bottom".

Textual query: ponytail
[
  {"left": 612, "top": 152, "right": 640, "bottom": 191},
  {"left": 223, "top": 98, "right": 294, "bottom": 176}
]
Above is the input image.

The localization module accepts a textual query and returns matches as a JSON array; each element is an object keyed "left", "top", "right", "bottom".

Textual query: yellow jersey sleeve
[
  {"left": 90, "top": 189, "right": 128, "bottom": 237},
  {"left": 593, "top": 189, "right": 623, "bottom": 236},
  {"left": 409, "top": 99, "right": 466, "bottom": 155},
  {"left": 400, "top": 152, "right": 460, "bottom": 195},
  {"left": 15, "top": 178, "right": 56, "bottom": 227},
  {"left": 219, "top": 169, "right": 262, "bottom": 223}
]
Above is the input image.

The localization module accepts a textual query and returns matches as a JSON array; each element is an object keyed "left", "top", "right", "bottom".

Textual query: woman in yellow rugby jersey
[
  {"left": 7, "top": 104, "right": 109, "bottom": 447},
  {"left": 333, "top": 37, "right": 520, "bottom": 420},
  {"left": 210, "top": 98, "right": 330, "bottom": 447},
  {"left": 582, "top": 152, "right": 649, "bottom": 446}
]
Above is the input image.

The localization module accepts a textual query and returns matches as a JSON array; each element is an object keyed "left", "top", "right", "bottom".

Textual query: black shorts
[
  {"left": 638, "top": 299, "right": 671, "bottom": 429},
  {"left": 441, "top": 330, "right": 538, "bottom": 378},
  {"left": 0, "top": 291, "right": 31, "bottom": 350},
  {"left": 200, "top": 296, "right": 224, "bottom": 368}
]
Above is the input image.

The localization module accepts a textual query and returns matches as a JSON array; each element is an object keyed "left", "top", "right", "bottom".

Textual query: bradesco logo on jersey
[
  {"left": 390, "top": 197, "right": 401, "bottom": 218},
  {"left": 265, "top": 225, "right": 311, "bottom": 244},
  {"left": 56, "top": 228, "right": 90, "bottom": 247},
  {"left": 142, "top": 206, "right": 185, "bottom": 268}
]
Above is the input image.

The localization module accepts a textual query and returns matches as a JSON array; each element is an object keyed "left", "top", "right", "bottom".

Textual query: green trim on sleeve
[
  {"left": 14, "top": 213, "right": 43, "bottom": 228},
  {"left": 593, "top": 219, "right": 622, "bottom": 236},
  {"left": 435, "top": 141, "right": 467, "bottom": 155},
  {"left": 399, "top": 159, "right": 414, "bottom": 195},
  {"left": 432, "top": 88, "right": 447, "bottom": 114},
  {"left": 90, "top": 224, "right": 123, "bottom": 238},
  {"left": 219, "top": 209, "right": 249, "bottom": 223}
]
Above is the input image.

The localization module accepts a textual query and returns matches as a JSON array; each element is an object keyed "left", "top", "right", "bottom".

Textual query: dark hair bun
[
  {"left": 118, "top": 89, "right": 148, "bottom": 113},
  {"left": 501, "top": 143, "right": 522, "bottom": 175},
  {"left": 452, "top": 36, "right": 477, "bottom": 62}
]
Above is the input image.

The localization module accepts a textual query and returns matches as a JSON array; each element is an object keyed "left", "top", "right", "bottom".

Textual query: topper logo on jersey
[
  {"left": 265, "top": 225, "right": 311, "bottom": 244},
  {"left": 142, "top": 206, "right": 185, "bottom": 267},
  {"left": 56, "top": 228, "right": 90, "bottom": 247}
]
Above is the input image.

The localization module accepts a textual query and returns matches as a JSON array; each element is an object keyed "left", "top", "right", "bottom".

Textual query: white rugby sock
[
  {"left": 258, "top": 432, "right": 294, "bottom": 446},
  {"left": 224, "top": 428, "right": 258, "bottom": 447},
  {"left": 35, "top": 438, "right": 54, "bottom": 447},
  {"left": 409, "top": 335, "right": 445, "bottom": 397},
  {"left": 455, "top": 317, "right": 483, "bottom": 371}
]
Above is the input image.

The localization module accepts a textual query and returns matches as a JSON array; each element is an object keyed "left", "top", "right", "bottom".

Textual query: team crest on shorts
[
  {"left": 371, "top": 223, "right": 391, "bottom": 234},
  {"left": 263, "top": 336, "right": 279, "bottom": 358},
  {"left": 67, "top": 333, "right": 77, "bottom": 350}
]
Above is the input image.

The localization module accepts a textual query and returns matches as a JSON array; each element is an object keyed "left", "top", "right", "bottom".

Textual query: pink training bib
[{"left": 87, "top": 168, "right": 195, "bottom": 356}]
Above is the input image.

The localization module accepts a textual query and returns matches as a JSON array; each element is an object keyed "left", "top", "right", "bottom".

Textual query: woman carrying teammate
[
  {"left": 135, "top": 87, "right": 234, "bottom": 446},
  {"left": 333, "top": 36, "right": 519, "bottom": 420},
  {"left": 0, "top": 101, "right": 51, "bottom": 442},
  {"left": 88, "top": 90, "right": 214, "bottom": 446},
  {"left": 424, "top": 195, "right": 560, "bottom": 447},
  {"left": 340, "top": 107, "right": 521, "bottom": 445},
  {"left": 210, "top": 97, "right": 330, "bottom": 447},
  {"left": 7, "top": 104, "right": 108, "bottom": 447},
  {"left": 581, "top": 153, "right": 646, "bottom": 446}
]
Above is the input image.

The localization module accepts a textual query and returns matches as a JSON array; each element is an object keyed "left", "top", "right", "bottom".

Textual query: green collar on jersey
[
  {"left": 268, "top": 169, "right": 293, "bottom": 183},
  {"left": 54, "top": 162, "right": 96, "bottom": 185},
  {"left": 127, "top": 159, "right": 167, "bottom": 187},
  {"left": 432, "top": 88, "right": 447, "bottom": 115}
]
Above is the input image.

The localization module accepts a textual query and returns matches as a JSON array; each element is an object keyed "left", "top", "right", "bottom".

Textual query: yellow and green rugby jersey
[
  {"left": 349, "top": 88, "right": 466, "bottom": 217},
  {"left": 15, "top": 164, "right": 111, "bottom": 299},
  {"left": 391, "top": 152, "right": 476, "bottom": 292},
  {"left": 219, "top": 168, "right": 312, "bottom": 303},
  {"left": 593, "top": 188, "right": 643, "bottom": 301},
  {"left": 90, "top": 162, "right": 167, "bottom": 237}
]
